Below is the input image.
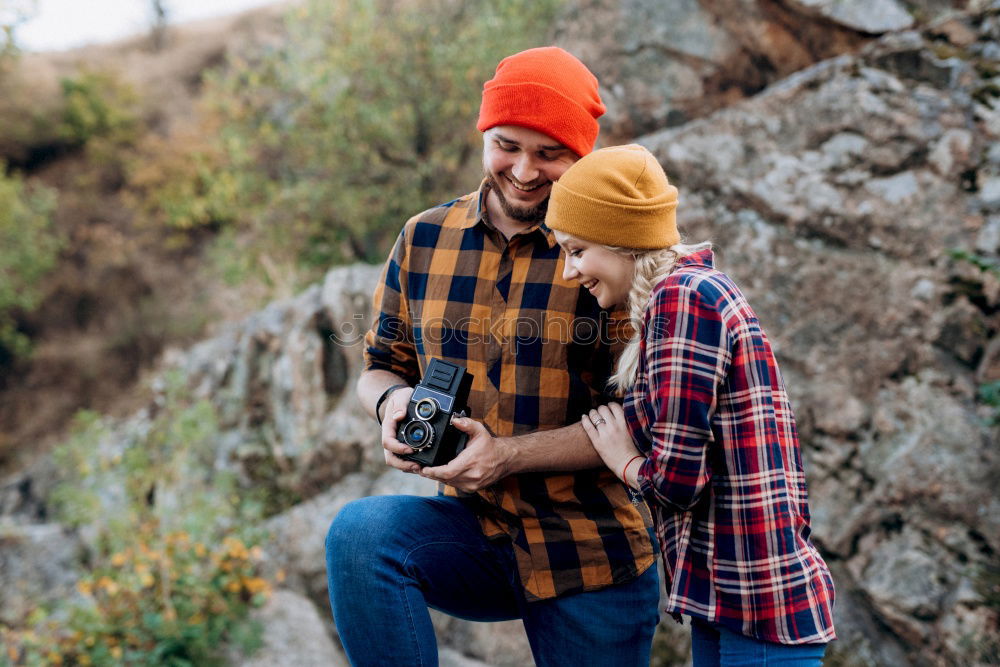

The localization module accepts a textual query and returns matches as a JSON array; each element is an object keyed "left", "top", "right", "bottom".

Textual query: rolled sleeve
[
  {"left": 363, "top": 229, "right": 420, "bottom": 385},
  {"left": 635, "top": 283, "right": 731, "bottom": 511}
]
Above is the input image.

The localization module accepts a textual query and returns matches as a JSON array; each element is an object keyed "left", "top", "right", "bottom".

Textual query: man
[{"left": 326, "top": 47, "right": 659, "bottom": 666}]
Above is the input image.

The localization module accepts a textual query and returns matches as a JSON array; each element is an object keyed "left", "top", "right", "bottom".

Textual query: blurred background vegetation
[
  {"left": 0, "top": 0, "right": 560, "bottom": 448},
  {"left": 0, "top": 0, "right": 560, "bottom": 661}
]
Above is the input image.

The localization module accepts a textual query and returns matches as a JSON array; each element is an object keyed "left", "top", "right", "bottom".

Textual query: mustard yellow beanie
[{"left": 546, "top": 144, "right": 680, "bottom": 249}]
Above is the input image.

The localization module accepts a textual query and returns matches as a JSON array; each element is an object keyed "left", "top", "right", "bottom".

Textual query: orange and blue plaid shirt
[
  {"left": 364, "top": 182, "right": 655, "bottom": 601},
  {"left": 626, "top": 248, "right": 836, "bottom": 644}
]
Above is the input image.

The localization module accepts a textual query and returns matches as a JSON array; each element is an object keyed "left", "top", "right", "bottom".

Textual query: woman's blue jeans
[
  {"left": 690, "top": 618, "right": 828, "bottom": 667},
  {"left": 326, "top": 494, "right": 660, "bottom": 667}
]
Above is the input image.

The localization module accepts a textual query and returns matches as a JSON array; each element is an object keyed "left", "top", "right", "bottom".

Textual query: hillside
[{"left": 0, "top": 3, "right": 291, "bottom": 474}]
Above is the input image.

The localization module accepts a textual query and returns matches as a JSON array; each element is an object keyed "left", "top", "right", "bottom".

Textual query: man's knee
[
  {"left": 326, "top": 494, "right": 442, "bottom": 570},
  {"left": 327, "top": 496, "right": 391, "bottom": 566}
]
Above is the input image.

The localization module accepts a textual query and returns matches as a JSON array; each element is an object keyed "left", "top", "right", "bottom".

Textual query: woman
[{"left": 545, "top": 144, "right": 836, "bottom": 666}]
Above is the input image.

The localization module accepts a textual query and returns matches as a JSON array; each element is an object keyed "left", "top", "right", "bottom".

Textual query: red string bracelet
[{"left": 620, "top": 454, "right": 644, "bottom": 483}]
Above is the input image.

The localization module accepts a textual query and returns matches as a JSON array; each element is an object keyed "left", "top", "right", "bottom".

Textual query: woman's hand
[{"left": 581, "top": 403, "right": 643, "bottom": 486}]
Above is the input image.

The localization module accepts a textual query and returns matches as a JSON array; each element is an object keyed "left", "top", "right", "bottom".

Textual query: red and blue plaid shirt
[{"left": 625, "top": 248, "right": 836, "bottom": 644}]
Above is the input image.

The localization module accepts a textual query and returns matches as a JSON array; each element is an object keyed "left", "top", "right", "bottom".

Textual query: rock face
[
  {"left": 640, "top": 17, "right": 1000, "bottom": 666},
  {"left": 160, "top": 262, "right": 389, "bottom": 501},
  {"left": 556, "top": 0, "right": 866, "bottom": 141},
  {"left": 4, "top": 3, "right": 1000, "bottom": 667},
  {"left": 556, "top": 0, "right": 985, "bottom": 142}
]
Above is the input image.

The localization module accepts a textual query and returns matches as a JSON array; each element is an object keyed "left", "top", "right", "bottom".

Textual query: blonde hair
[{"left": 607, "top": 241, "right": 712, "bottom": 396}]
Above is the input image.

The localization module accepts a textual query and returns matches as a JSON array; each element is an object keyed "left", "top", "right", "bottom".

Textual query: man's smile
[{"left": 503, "top": 173, "right": 545, "bottom": 192}]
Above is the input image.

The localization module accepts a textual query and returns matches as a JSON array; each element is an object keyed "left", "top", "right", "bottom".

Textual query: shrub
[
  {"left": 125, "top": 127, "right": 241, "bottom": 246},
  {"left": 57, "top": 70, "right": 140, "bottom": 148},
  {"left": 0, "top": 165, "right": 60, "bottom": 360},
  {"left": 201, "top": 0, "right": 563, "bottom": 281},
  {"left": 1, "top": 372, "right": 271, "bottom": 665}
]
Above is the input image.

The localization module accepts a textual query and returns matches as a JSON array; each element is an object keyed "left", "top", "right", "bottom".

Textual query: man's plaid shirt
[
  {"left": 364, "top": 182, "right": 655, "bottom": 601},
  {"left": 625, "top": 249, "right": 835, "bottom": 644}
]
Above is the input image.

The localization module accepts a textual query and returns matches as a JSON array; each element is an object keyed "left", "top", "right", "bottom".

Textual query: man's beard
[{"left": 486, "top": 172, "right": 549, "bottom": 224}]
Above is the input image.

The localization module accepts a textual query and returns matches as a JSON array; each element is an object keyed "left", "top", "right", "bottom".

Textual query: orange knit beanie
[
  {"left": 546, "top": 144, "right": 680, "bottom": 249},
  {"left": 477, "top": 47, "right": 605, "bottom": 158}
]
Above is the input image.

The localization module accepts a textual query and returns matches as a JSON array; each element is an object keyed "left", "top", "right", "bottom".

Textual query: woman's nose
[{"left": 562, "top": 260, "right": 578, "bottom": 281}]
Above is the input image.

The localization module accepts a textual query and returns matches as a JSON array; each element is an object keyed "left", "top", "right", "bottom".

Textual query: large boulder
[
  {"left": 641, "top": 20, "right": 1000, "bottom": 665},
  {"left": 162, "top": 262, "right": 386, "bottom": 502},
  {"left": 229, "top": 589, "right": 347, "bottom": 667}
]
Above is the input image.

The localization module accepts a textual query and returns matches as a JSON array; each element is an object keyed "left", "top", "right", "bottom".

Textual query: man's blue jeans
[
  {"left": 326, "top": 494, "right": 660, "bottom": 667},
  {"left": 690, "top": 618, "right": 828, "bottom": 667}
]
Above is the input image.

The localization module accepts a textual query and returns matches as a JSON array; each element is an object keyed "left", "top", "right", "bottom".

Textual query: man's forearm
[
  {"left": 357, "top": 369, "right": 410, "bottom": 421},
  {"left": 499, "top": 421, "right": 603, "bottom": 474}
]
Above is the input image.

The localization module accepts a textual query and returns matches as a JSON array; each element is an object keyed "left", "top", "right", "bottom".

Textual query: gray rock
[
  {"left": 263, "top": 473, "right": 374, "bottom": 605},
  {"left": 977, "top": 215, "right": 1000, "bottom": 254},
  {"left": 981, "top": 176, "right": 1000, "bottom": 210},
  {"left": 368, "top": 467, "right": 438, "bottom": 497},
  {"left": 0, "top": 522, "right": 81, "bottom": 625},
  {"left": 864, "top": 170, "right": 920, "bottom": 205},
  {"left": 555, "top": 0, "right": 869, "bottom": 141},
  {"left": 229, "top": 589, "right": 347, "bottom": 667},
  {"left": 786, "top": 0, "right": 914, "bottom": 33},
  {"left": 824, "top": 562, "right": 911, "bottom": 666},
  {"left": 439, "top": 648, "right": 495, "bottom": 667},
  {"left": 640, "top": 24, "right": 1000, "bottom": 663},
  {"left": 928, "top": 128, "right": 974, "bottom": 177},
  {"left": 261, "top": 469, "right": 436, "bottom": 610},
  {"left": 431, "top": 613, "right": 533, "bottom": 667}
]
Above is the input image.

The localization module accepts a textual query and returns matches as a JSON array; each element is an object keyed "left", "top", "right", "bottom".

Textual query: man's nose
[{"left": 511, "top": 154, "right": 539, "bottom": 184}]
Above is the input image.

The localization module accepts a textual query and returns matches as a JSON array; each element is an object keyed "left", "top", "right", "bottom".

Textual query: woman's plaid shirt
[
  {"left": 625, "top": 249, "right": 836, "bottom": 644},
  {"left": 364, "top": 183, "right": 654, "bottom": 601}
]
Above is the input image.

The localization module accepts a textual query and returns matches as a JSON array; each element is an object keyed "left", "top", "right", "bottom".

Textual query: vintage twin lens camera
[{"left": 398, "top": 359, "right": 474, "bottom": 467}]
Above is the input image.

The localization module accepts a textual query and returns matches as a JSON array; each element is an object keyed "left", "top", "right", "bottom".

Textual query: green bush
[
  {"left": 949, "top": 248, "right": 1000, "bottom": 276},
  {"left": 2, "top": 372, "right": 270, "bottom": 665},
  {"left": 979, "top": 380, "right": 1000, "bottom": 426},
  {"left": 0, "top": 165, "right": 60, "bottom": 359},
  {"left": 57, "top": 70, "right": 140, "bottom": 148},
  {"left": 60, "top": 70, "right": 144, "bottom": 195},
  {"left": 201, "top": 0, "right": 563, "bottom": 282}
]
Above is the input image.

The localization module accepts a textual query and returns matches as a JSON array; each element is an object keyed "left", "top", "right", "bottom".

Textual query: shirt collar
[
  {"left": 676, "top": 247, "right": 715, "bottom": 269},
  {"left": 466, "top": 179, "right": 557, "bottom": 249}
]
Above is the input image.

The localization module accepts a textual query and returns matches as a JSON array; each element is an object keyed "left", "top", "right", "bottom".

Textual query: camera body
[{"left": 397, "top": 359, "right": 474, "bottom": 467}]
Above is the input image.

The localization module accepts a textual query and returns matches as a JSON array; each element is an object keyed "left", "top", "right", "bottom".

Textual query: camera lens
[
  {"left": 414, "top": 398, "right": 438, "bottom": 421},
  {"left": 402, "top": 420, "right": 434, "bottom": 450}
]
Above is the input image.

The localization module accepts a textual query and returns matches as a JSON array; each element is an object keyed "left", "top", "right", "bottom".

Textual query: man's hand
[
  {"left": 419, "top": 417, "right": 512, "bottom": 493},
  {"left": 380, "top": 387, "right": 420, "bottom": 473}
]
